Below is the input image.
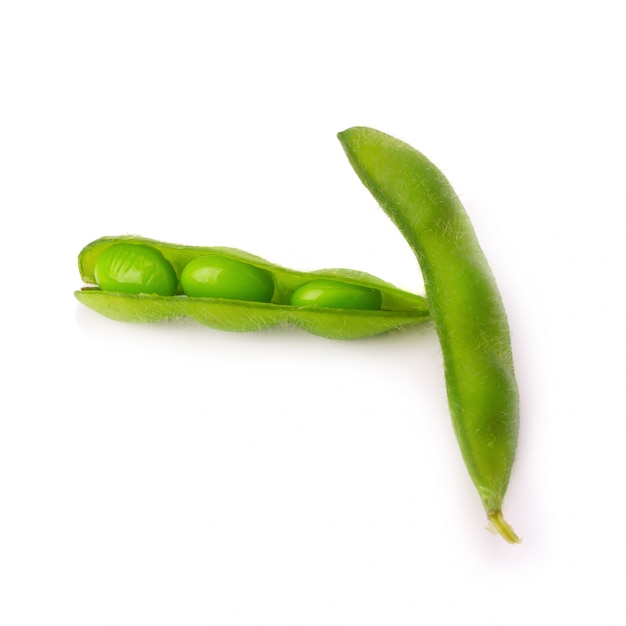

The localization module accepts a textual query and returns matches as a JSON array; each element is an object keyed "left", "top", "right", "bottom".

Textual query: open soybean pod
[
  {"left": 76, "top": 235, "right": 430, "bottom": 340},
  {"left": 338, "top": 127, "right": 520, "bottom": 542}
]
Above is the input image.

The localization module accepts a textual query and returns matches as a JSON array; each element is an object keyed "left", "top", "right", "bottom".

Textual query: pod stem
[{"left": 487, "top": 510, "right": 521, "bottom": 544}]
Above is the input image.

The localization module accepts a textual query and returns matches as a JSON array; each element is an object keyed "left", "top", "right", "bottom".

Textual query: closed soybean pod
[{"left": 338, "top": 127, "right": 520, "bottom": 543}]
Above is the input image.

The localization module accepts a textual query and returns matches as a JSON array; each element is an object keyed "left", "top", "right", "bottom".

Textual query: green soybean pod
[
  {"left": 76, "top": 236, "right": 430, "bottom": 339},
  {"left": 338, "top": 127, "right": 520, "bottom": 543},
  {"left": 94, "top": 243, "right": 178, "bottom": 296},
  {"left": 290, "top": 279, "right": 382, "bottom": 310},
  {"left": 181, "top": 255, "right": 275, "bottom": 302}
]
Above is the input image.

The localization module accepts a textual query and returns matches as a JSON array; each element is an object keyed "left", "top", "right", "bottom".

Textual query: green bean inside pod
[
  {"left": 76, "top": 235, "right": 429, "bottom": 339},
  {"left": 290, "top": 279, "right": 382, "bottom": 310},
  {"left": 180, "top": 255, "right": 275, "bottom": 302},
  {"left": 94, "top": 243, "right": 178, "bottom": 296}
]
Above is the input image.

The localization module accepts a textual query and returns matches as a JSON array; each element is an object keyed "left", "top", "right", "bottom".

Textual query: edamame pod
[
  {"left": 338, "top": 126, "right": 520, "bottom": 542},
  {"left": 76, "top": 236, "right": 429, "bottom": 340}
]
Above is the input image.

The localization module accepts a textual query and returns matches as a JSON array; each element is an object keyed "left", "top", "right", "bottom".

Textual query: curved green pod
[
  {"left": 338, "top": 127, "right": 520, "bottom": 542},
  {"left": 76, "top": 236, "right": 429, "bottom": 340}
]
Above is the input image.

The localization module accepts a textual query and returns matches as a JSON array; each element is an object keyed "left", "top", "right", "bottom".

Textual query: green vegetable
[
  {"left": 290, "top": 279, "right": 382, "bottom": 310},
  {"left": 338, "top": 126, "right": 520, "bottom": 543},
  {"left": 76, "top": 236, "right": 429, "bottom": 340},
  {"left": 181, "top": 255, "right": 275, "bottom": 302},
  {"left": 94, "top": 243, "right": 178, "bottom": 296}
]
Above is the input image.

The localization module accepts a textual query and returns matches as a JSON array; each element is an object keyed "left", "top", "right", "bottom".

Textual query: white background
[{"left": 2, "top": 1, "right": 625, "bottom": 624}]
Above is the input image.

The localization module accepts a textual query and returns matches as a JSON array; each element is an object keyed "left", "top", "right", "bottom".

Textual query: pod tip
[{"left": 487, "top": 509, "right": 521, "bottom": 544}]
